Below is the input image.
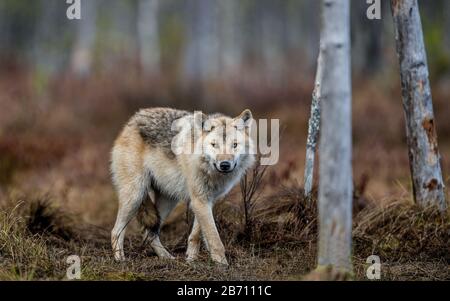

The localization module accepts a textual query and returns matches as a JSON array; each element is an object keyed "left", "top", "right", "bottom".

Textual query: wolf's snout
[
  {"left": 219, "top": 161, "right": 232, "bottom": 171},
  {"left": 216, "top": 160, "right": 235, "bottom": 173}
]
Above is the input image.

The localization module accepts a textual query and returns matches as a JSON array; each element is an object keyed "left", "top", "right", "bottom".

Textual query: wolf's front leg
[
  {"left": 190, "top": 197, "right": 228, "bottom": 266},
  {"left": 186, "top": 217, "right": 201, "bottom": 262}
]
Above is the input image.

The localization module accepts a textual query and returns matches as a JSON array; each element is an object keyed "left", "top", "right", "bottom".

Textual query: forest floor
[
  {"left": 0, "top": 190, "right": 448, "bottom": 280},
  {"left": 0, "top": 66, "right": 449, "bottom": 280}
]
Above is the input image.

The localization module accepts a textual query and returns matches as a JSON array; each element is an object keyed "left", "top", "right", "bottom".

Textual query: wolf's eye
[
  {"left": 233, "top": 142, "right": 238, "bottom": 148},
  {"left": 211, "top": 142, "right": 217, "bottom": 148}
]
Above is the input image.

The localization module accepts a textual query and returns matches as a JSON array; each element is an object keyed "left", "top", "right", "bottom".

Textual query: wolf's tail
[{"left": 137, "top": 194, "right": 160, "bottom": 243}]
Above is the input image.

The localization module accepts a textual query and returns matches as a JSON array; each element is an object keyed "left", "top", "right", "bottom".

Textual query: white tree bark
[
  {"left": 70, "top": 0, "right": 97, "bottom": 77},
  {"left": 137, "top": 0, "right": 160, "bottom": 75},
  {"left": 317, "top": 0, "right": 353, "bottom": 273},
  {"left": 390, "top": 0, "right": 447, "bottom": 211},
  {"left": 304, "top": 49, "right": 323, "bottom": 198}
]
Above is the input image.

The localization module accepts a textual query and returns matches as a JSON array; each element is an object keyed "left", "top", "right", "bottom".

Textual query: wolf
[{"left": 110, "top": 107, "right": 256, "bottom": 265}]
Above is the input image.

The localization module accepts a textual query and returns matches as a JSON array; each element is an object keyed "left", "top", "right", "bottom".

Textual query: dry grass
[
  {"left": 0, "top": 186, "right": 448, "bottom": 280},
  {"left": 0, "top": 195, "right": 316, "bottom": 280},
  {"left": 354, "top": 201, "right": 450, "bottom": 262}
]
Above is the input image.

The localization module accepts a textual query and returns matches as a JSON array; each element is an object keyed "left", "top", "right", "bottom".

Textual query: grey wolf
[{"left": 110, "top": 107, "right": 256, "bottom": 265}]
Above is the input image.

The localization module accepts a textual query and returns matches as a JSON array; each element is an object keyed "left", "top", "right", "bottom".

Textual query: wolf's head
[{"left": 196, "top": 109, "right": 256, "bottom": 174}]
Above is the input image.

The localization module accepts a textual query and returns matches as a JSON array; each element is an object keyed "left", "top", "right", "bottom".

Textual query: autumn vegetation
[{"left": 0, "top": 0, "right": 449, "bottom": 280}]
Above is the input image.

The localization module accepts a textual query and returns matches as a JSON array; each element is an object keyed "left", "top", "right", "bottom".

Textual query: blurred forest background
[
  {"left": 0, "top": 0, "right": 449, "bottom": 280},
  {"left": 1, "top": 0, "right": 449, "bottom": 199}
]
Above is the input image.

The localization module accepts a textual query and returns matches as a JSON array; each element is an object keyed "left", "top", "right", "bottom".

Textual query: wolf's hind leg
[
  {"left": 111, "top": 188, "right": 144, "bottom": 261},
  {"left": 139, "top": 192, "right": 178, "bottom": 259},
  {"left": 144, "top": 230, "right": 175, "bottom": 259}
]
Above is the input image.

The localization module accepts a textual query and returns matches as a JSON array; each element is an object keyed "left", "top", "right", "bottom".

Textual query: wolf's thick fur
[{"left": 111, "top": 107, "right": 256, "bottom": 265}]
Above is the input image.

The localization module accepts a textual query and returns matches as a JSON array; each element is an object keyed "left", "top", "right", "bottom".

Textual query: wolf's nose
[{"left": 219, "top": 161, "right": 232, "bottom": 171}]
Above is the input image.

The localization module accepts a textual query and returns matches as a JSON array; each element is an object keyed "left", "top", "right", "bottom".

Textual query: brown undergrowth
[{"left": 0, "top": 185, "right": 448, "bottom": 280}]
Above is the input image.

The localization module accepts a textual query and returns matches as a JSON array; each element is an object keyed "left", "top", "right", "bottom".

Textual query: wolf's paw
[
  {"left": 211, "top": 255, "right": 229, "bottom": 267},
  {"left": 185, "top": 258, "right": 196, "bottom": 266},
  {"left": 185, "top": 253, "right": 199, "bottom": 264},
  {"left": 113, "top": 252, "right": 126, "bottom": 262},
  {"left": 185, "top": 249, "right": 199, "bottom": 262},
  {"left": 156, "top": 248, "right": 175, "bottom": 260},
  {"left": 214, "top": 261, "right": 229, "bottom": 272},
  {"left": 159, "top": 253, "right": 175, "bottom": 260}
]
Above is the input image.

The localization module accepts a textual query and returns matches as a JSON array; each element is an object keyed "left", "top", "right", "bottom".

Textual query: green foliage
[{"left": 422, "top": 13, "right": 450, "bottom": 78}]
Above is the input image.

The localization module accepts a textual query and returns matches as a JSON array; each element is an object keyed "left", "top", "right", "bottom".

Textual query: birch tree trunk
[
  {"left": 137, "top": 0, "right": 160, "bottom": 75},
  {"left": 390, "top": 0, "right": 447, "bottom": 211},
  {"left": 304, "top": 49, "right": 323, "bottom": 198},
  {"left": 317, "top": 0, "right": 353, "bottom": 274},
  {"left": 70, "top": 0, "right": 97, "bottom": 77}
]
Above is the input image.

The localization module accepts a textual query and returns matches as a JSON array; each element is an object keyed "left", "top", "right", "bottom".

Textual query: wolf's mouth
[{"left": 214, "top": 163, "right": 236, "bottom": 174}]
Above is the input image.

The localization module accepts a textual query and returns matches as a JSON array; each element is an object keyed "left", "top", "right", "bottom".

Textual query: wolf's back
[{"left": 132, "top": 107, "right": 190, "bottom": 151}]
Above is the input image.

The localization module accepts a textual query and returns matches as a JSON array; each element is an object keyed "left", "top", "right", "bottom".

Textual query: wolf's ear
[
  {"left": 193, "top": 111, "right": 209, "bottom": 131},
  {"left": 234, "top": 109, "right": 253, "bottom": 128}
]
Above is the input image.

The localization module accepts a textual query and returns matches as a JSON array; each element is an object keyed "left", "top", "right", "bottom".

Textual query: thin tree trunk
[
  {"left": 260, "top": 0, "right": 284, "bottom": 84},
  {"left": 137, "top": 0, "right": 160, "bottom": 75},
  {"left": 219, "top": 0, "right": 242, "bottom": 77},
  {"left": 183, "top": 0, "right": 220, "bottom": 83},
  {"left": 351, "top": 0, "right": 383, "bottom": 75},
  {"left": 317, "top": 0, "right": 353, "bottom": 274},
  {"left": 70, "top": 0, "right": 97, "bottom": 77},
  {"left": 32, "top": 0, "right": 61, "bottom": 76},
  {"left": 304, "top": 49, "right": 323, "bottom": 198},
  {"left": 390, "top": 0, "right": 447, "bottom": 211},
  {"left": 182, "top": 0, "right": 220, "bottom": 108}
]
